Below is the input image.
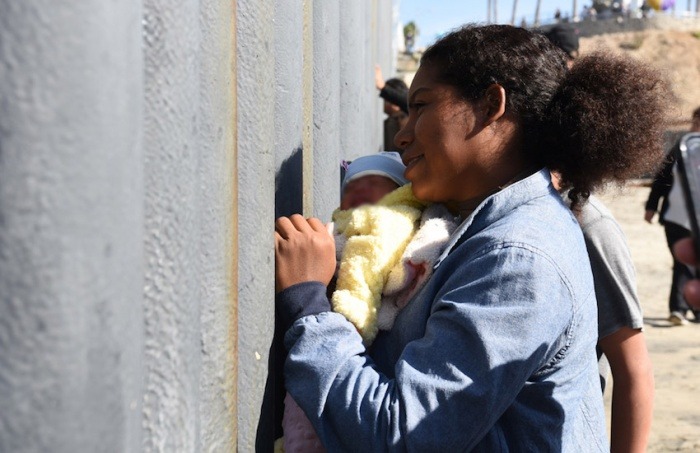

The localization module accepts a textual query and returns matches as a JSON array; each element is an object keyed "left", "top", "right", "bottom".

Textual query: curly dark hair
[
  {"left": 543, "top": 52, "right": 670, "bottom": 206},
  {"left": 421, "top": 24, "right": 670, "bottom": 208}
]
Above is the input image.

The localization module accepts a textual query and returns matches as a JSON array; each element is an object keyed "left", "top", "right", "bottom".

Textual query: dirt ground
[{"left": 597, "top": 182, "right": 700, "bottom": 451}]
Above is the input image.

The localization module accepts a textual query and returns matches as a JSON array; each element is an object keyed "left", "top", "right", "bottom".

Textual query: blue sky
[{"left": 397, "top": 0, "right": 639, "bottom": 48}]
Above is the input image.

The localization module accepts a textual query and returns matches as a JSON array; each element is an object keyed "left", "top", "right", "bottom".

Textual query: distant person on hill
[
  {"left": 374, "top": 65, "right": 408, "bottom": 153},
  {"left": 644, "top": 106, "right": 700, "bottom": 325},
  {"left": 546, "top": 25, "right": 655, "bottom": 453},
  {"left": 544, "top": 23, "right": 579, "bottom": 65}
]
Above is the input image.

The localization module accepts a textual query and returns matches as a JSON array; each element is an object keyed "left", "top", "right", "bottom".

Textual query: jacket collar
[{"left": 433, "top": 168, "right": 554, "bottom": 269}]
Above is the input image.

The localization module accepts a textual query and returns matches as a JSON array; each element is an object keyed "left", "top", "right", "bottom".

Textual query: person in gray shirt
[
  {"left": 544, "top": 23, "right": 656, "bottom": 450},
  {"left": 579, "top": 195, "right": 654, "bottom": 452},
  {"left": 558, "top": 178, "right": 654, "bottom": 453}
]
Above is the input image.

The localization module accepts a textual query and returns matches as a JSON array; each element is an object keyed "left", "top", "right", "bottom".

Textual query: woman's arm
[
  {"left": 598, "top": 328, "right": 654, "bottom": 453},
  {"left": 279, "top": 243, "right": 581, "bottom": 451}
]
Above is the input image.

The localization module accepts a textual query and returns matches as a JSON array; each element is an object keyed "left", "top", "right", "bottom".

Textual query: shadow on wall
[
  {"left": 275, "top": 146, "right": 304, "bottom": 218},
  {"left": 256, "top": 308, "right": 286, "bottom": 453},
  {"left": 257, "top": 146, "right": 304, "bottom": 452}
]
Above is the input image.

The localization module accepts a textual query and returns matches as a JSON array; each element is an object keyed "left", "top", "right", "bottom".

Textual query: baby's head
[{"left": 340, "top": 152, "right": 408, "bottom": 210}]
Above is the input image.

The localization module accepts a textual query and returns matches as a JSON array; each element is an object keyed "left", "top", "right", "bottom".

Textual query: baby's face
[{"left": 340, "top": 175, "right": 399, "bottom": 210}]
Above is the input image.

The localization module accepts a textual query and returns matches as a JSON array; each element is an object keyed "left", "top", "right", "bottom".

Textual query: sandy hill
[{"left": 580, "top": 29, "right": 700, "bottom": 129}]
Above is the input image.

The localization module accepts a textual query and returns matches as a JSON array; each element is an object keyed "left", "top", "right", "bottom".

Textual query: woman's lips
[{"left": 404, "top": 155, "right": 423, "bottom": 171}]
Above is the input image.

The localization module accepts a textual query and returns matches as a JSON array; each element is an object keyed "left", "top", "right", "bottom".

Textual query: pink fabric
[
  {"left": 282, "top": 393, "right": 326, "bottom": 453},
  {"left": 385, "top": 260, "right": 428, "bottom": 309}
]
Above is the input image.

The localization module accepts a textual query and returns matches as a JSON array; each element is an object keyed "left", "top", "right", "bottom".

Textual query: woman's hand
[{"left": 275, "top": 214, "right": 336, "bottom": 293}]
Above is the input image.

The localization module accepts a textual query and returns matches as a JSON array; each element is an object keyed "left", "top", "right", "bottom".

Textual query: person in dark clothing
[
  {"left": 377, "top": 76, "right": 408, "bottom": 114},
  {"left": 645, "top": 106, "right": 700, "bottom": 324},
  {"left": 544, "top": 23, "right": 579, "bottom": 64},
  {"left": 374, "top": 65, "right": 408, "bottom": 152}
]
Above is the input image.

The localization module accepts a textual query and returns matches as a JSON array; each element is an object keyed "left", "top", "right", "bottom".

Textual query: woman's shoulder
[
  {"left": 442, "top": 188, "right": 590, "bottom": 290},
  {"left": 479, "top": 190, "right": 582, "bottom": 254},
  {"left": 433, "top": 169, "right": 590, "bottom": 284},
  {"left": 451, "top": 206, "right": 586, "bottom": 272}
]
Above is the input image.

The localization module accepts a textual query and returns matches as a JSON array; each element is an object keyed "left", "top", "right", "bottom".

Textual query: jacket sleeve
[
  {"left": 645, "top": 150, "right": 676, "bottom": 212},
  {"left": 281, "top": 244, "right": 578, "bottom": 452},
  {"left": 276, "top": 281, "right": 332, "bottom": 333}
]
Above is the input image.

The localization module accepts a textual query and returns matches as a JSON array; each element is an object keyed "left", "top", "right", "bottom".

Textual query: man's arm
[{"left": 645, "top": 151, "right": 676, "bottom": 216}]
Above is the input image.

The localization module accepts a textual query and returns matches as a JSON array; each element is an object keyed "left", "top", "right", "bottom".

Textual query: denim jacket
[{"left": 277, "top": 169, "right": 607, "bottom": 452}]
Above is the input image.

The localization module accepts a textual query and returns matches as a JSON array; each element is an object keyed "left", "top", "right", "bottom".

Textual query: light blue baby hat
[{"left": 342, "top": 151, "right": 409, "bottom": 190}]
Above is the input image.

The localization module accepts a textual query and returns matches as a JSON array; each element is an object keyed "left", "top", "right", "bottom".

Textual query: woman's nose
[{"left": 393, "top": 121, "right": 413, "bottom": 151}]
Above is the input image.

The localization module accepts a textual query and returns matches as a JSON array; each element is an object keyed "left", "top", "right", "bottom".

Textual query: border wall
[{"left": 0, "top": 1, "right": 396, "bottom": 451}]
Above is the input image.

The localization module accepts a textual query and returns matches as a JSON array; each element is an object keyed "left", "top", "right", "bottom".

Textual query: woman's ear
[{"left": 482, "top": 84, "right": 506, "bottom": 127}]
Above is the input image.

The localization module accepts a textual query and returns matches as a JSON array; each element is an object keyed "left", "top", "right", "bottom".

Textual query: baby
[
  {"left": 331, "top": 152, "right": 449, "bottom": 341},
  {"left": 280, "top": 152, "right": 459, "bottom": 453},
  {"left": 339, "top": 151, "right": 408, "bottom": 210}
]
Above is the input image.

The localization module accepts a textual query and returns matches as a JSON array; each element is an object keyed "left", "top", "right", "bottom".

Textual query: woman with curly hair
[{"left": 274, "top": 24, "right": 669, "bottom": 450}]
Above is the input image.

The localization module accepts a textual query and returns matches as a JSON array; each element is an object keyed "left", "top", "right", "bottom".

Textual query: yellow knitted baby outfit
[{"left": 330, "top": 184, "right": 428, "bottom": 344}]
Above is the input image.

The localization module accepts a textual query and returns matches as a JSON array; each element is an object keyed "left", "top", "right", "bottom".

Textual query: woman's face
[{"left": 395, "top": 64, "right": 513, "bottom": 205}]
